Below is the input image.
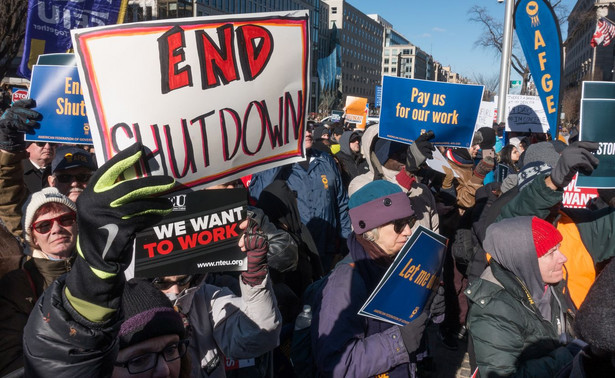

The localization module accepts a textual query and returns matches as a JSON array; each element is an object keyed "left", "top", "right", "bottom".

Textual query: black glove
[
  {"left": 550, "top": 141, "right": 599, "bottom": 189},
  {"left": 473, "top": 155, "right": 495, "bottom": 179},
  {"left": 0, "top": 99, "right": 41, "bottom": 152},
  {"left": 430, "top": 286, "right": 446, "bottom": 317},
  {"left": 65, "top": 143, "right": 175, "bottom": 323},
  {"left": 241, "top": 217, "right": 269, "bottom": 287},
  {"left": 406, "top": 130, "right": 435, "bottom": 172},
  {"left": 398, "top": 312, "right": 428, "bottom": 354}
]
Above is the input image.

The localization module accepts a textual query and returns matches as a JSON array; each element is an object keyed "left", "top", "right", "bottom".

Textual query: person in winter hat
[
  {"left": 466, "top": 216, "right": 581, "bottom": 377},
  {"left": 314, "top": 180, "right": 445, "bottom": 377}
]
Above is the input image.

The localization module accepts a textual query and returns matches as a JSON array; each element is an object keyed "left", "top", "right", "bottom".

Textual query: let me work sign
[{"left": 71, "top": 11, "right": 310, "bottom": 191}]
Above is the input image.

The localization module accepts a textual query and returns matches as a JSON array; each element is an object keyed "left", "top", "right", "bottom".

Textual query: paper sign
[
  {"left": 504, "top": 94, "right": 549, "bottom": 133},
  {"left": 134, "top": 189, "right": 247, "bottom": 278},
  {"left": 426, "top": 148, "right": 458, "bottom": 178},
  {"left": 27, "top": 64, "right": 92, "bottom": 144},
  {"left": 344, "top": 96, "right": 368, "bottom": 129},
  {"left": 379, "top": 76, "right": 484, "bottom": 147},
  {"left": 71, "top": 11, "right": 310, "bottom": 192},
  {"left": 562, "top": 174, "right": 598, "bottom": 208},
  {"left": 578, "top": 81, "right": 615, "bottom": 188},
  {"left": 359, "top": 226, "right": 447, "bottom": 326}
]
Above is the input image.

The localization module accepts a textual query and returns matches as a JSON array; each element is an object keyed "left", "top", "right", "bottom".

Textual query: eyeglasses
[
  {"left": 392, "top": 216, "right": 417, "bottom": 234},
  {"left": 31, "top": 142, "right": 55, "bottom": 148},
  {"left": 114, "top": 339, "right": 189, "bottom": 374},
  {"left": 152, "top": 275, "right": 193, "bottom": 290},
  {"left": 54, "top": 173, "right": 92, "bottom": 184},
  {"left": 31, "top": 213, "right": 76, "bottom": 234}
]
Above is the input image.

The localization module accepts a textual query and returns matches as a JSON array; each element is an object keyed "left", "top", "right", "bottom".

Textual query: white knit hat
[{"left": 23, "top": 187, "right": 77, "bottom": 243}]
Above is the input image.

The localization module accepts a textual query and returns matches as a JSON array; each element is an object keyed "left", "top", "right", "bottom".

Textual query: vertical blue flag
[
  {"left": 19, "top": 0, "right": 126, "bottom": 79},
  {"left": 514, "top": 0, "right": 562, "bottom": 138}
]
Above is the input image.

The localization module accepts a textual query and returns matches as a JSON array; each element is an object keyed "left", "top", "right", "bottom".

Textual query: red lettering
[
  {"left": 198, "top": 230, "right": 213, "bottom": 245},
  {"left": 225, "top": 223, "right": 238, "bottom": 237},
  {"left": 196, "top": 24, "right": 240, "bottom": 89},
  {"left": 213, "top": 226, "right": 225, "bottom": 241},
  {"left": 158, "top": 25, "right": 193, "bottom": 94},
  {"left": 158, "top": 240, "right": 174, "bottom": 255},
  {"left": 178, "top": 234, "right": 198, "bottom": 250},
  {"left": 144, "top": 242, "right": 157, "bottom": 258},
  {"left": 236, "top": 25, "right": 274, "bottom": 81}
]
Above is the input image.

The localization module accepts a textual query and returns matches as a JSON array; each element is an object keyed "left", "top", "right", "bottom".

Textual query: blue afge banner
[
  {"left": 379, "top": 76, "right": 483, "bottom": 147},
  {"left": 514, "top": 0, "right": 562, "bottom": 138},
  {"left": 18, "top": 0, "right": 125, "bottom": 79}
]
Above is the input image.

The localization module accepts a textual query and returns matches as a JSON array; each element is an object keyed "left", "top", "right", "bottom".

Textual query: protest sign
[
  {"left": 503, "top": 94, "right": 549, "bottom": 133},
  {"left": 577, "top": 81, "right": 615, "bottom": 188},
  {"left": 344, "top": 96, "right": 368, "bottom": 129},
  {"left": 134, "top": 188, "right": 247, "bottom": 278},
  {"left": 11, "top": 88, "right": 28, "bottom": 104},
  {"left": 562, "top": 174, "right": 598, "bottom": 208},
  {"left": 475, "top": 101, "right": 496, "bottom": 130},
  {"left": 426, "top": 148, "right": 458, "bottom": 178},
  {"left": 27, "top": 64, "right": 92, "bottom": 144},
  {"left": 515, "top": 0, "right": 562, "bottom": 138},
  {"left": 19, "top": 0, "right": 126, "bottom": 78},
  {"left": 379, "top": 76, "right": 483, "bottom": 147},
  {"left": 359, "top": 226, "right": 447, "bottom": 326},
  {"left": 71, "top": 11, "right": 310, "bottom": 191}
]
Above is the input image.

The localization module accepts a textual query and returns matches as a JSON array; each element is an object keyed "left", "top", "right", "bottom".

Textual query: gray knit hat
[{"left": 23, "top": 187, "right": 77, "bottom": 243}]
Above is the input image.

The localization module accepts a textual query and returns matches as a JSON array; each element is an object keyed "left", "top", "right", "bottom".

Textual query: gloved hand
[
  {"left": 65, "top": 143, "right": 175, "bottom": 323},
  {"left": 0, "top": 99, "right": 41, "bottom": 152},
  {"left": 550, "top": 141, "right": 599, "bottom": 189},
  {"left": 395, "top": 168, "right": 416, "bottom": 191},
  {"left": 398, "top": 312, "right": 428, "bottom": 354},
  {"left": 473, "top": 155, "right": 495, "bottom": 179},
  {"left": 240, "top": 217, "right": 269, "bottom": 286},
  {"left": 430, "top": 285, "right": 446, "bottom": 317},
  {"left": 406, "top": 130, "right": 435, "bottom": 172}
]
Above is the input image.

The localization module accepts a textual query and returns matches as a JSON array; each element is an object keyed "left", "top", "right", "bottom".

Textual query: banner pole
[{"left": 496, "top": 0, "right": 515, "bottom": 124}]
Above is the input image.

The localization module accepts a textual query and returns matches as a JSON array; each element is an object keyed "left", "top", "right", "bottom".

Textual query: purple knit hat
[
  {"left": 349, "top": 180, "right": 414, "bottom": 233},
  {"left": 119, "top": 279, "right": 185, "bottom": 348}
]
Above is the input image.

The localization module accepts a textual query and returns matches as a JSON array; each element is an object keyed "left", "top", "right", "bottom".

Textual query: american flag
[{"left": 590, "top": 18, "right": 615, "bottom": 47}]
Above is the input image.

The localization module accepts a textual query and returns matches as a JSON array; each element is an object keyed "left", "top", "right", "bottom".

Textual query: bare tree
[
  {"left": 468, "top": 2, "right": 568, "bottom": 96},
  {"left": 472, "top": 72, "right": 500, "bottom": 101},
  {"left": 0, "top": 0, "right": 27, "bottom": 80}
]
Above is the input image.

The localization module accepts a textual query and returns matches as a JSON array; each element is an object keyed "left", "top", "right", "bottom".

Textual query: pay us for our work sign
[
  {"left": 379, "top": 76, "right": 484, "bottom": 147},
  {"left": 71, "top": 11, "right": 310, "bottom": 191},
  {"left": 134, "top": 189, "right": 247, "bottom": 278}
]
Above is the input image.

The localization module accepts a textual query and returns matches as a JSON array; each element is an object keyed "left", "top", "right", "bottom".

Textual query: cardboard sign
[
  {"left": 134, "top": 189, "right": 247, "bottom": 278},
  {"left": 515, "top": 0, "right": 562, "bottom": 138},
  {"left": 562, "top": 174, "right": 598, "bottom": 208},
  {"left": 344, "top": 96, "right": 368, "bottom": 129},
  {"left": 379, "top": 76, "right": 484, "bottom": 147},
  {"left": 503, "top": 94, "right": 549, "bottom": 133},
  {"left": 359, "top": 226, "right": 447, "bottom": 326},
  {"left": 27, "top": 64, "right": 92, "bottom": 144},
  {"left": 71, "top": 11, "right": 310, "bottom": 191},
  {"left": 578, "top": 81, "right": 615, "bottom": 188}
]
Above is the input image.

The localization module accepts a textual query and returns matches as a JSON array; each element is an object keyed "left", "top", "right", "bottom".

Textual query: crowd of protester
[{"left": 0, "top": 98, "right": 614, "bottom": 378}]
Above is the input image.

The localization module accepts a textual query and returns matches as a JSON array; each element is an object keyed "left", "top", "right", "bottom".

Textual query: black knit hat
[
  {"left": 119, "top": 279, "right": 185, "bottom": 349},
  {"left": 574, "top": 260, "right": 615, "bottom": 352}
]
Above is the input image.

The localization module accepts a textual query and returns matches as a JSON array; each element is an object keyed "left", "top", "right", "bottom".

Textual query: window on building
[
  {"left": 384, "top": 58, "right": 389, "bottom": 64},
  {"left": 332, "top": 7, "right": 337, "bottom": 14}
]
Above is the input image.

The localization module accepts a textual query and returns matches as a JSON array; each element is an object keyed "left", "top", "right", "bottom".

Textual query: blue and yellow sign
[
  {"left": 379, "top": 77, "right": 484, "bottom": 147},
  {"left": 514, "top": 0, "right": 562, "bottom": 138}
]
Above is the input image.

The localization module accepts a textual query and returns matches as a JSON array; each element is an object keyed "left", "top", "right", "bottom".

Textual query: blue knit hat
[{"left": 349, "top": 180, "right": 414, "bottom": 233}]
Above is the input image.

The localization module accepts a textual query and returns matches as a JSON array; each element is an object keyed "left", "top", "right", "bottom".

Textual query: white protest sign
[
  {"left": 71, "top": 11, "right": 310, "bottom": 191},
  {"left": 474, "top": 101, "right": 496, "bottom": 130},
  {"left": 502, "top": 94, "right": 549, "bottom": 133}
]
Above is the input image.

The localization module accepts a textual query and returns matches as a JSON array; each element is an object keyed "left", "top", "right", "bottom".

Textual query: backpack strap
[{"left": 21, "top": 267, "right": 39, "bottom": 303}]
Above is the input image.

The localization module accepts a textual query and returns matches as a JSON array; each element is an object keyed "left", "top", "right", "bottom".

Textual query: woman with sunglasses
[
  {"left": 0, "top": 187, "right": 77, "bottom": 376},
  {"left": 314, "top": 180, "right": 444, "bottom": 377}
]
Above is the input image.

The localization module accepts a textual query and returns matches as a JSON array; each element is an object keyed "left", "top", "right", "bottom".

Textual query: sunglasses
[
  {"left": 31, "top": 142, "right": 55, "bottom": 148},
  {"left": 31, "top": 212, "right": 76, "bottom": 234},
  {"left": 392, "top": 216, "right": 417, "bottom": 234},
  {"left": 54, "top": 173, "right": 92, "bottom": 184},
  {"left": 152, "top": 275, "right": 193, "bottom": 290}
]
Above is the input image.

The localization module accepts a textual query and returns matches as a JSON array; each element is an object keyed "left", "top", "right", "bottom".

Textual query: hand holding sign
[
  {"left": 550, "top": 142, "right": 600, "bottom": 189},
  {"left": 239, "top": 217, "right": 269, "bottom": 287},
  {"left": 0, "top": 99, "right": 41, "bottom": 152},
  {"left": 406, "top": 130, "right": 435, "bottom": 172}
]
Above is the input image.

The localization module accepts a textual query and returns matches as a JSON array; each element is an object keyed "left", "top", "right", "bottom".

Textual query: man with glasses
[
  {"left": 48, "top": 146, "right": 96, "bottom": 203},
  {"left": 24, "top": 141, "right": 56, "bottom": 193}
]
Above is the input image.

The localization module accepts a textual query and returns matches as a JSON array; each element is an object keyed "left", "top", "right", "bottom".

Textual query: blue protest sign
[
  {"left": 379, "top": 76, "right": 483, "bottom": 147},
  {"left": 577, "top": 81, "right": 615, "bottom": 188},
  {"left": 359, "top": 226, "right": 447, "bottom": 326},
  {"left": 514, "top": 0, "right": 562, "bottom": 138},
  {"left": 27, "top": 65, "right": 92, "bottom": 144}
]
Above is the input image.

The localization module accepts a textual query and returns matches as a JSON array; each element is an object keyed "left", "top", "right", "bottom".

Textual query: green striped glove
[{"left": 65, "top": 143, "right": 175, "bottom": 323}]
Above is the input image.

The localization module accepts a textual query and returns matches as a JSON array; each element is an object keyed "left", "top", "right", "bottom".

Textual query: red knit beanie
[{"left": 531, "top": 217, "right": 563, "bottom": 258}]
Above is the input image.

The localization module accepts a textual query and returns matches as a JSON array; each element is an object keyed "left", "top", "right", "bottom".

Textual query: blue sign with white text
[
  {"left": 27, "top": 65, "right": 92, "bottom": 144},
  {"left": 379, "top": 77, "right": 484, "bottom": 147}
]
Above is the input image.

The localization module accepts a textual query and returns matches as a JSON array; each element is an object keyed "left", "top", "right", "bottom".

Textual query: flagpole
[
  {"left": 592, "top": 46, "right": 596, "bottom": 80},
  {"left": 497, "top": 0, "right": 515, "bottom": 124}
]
